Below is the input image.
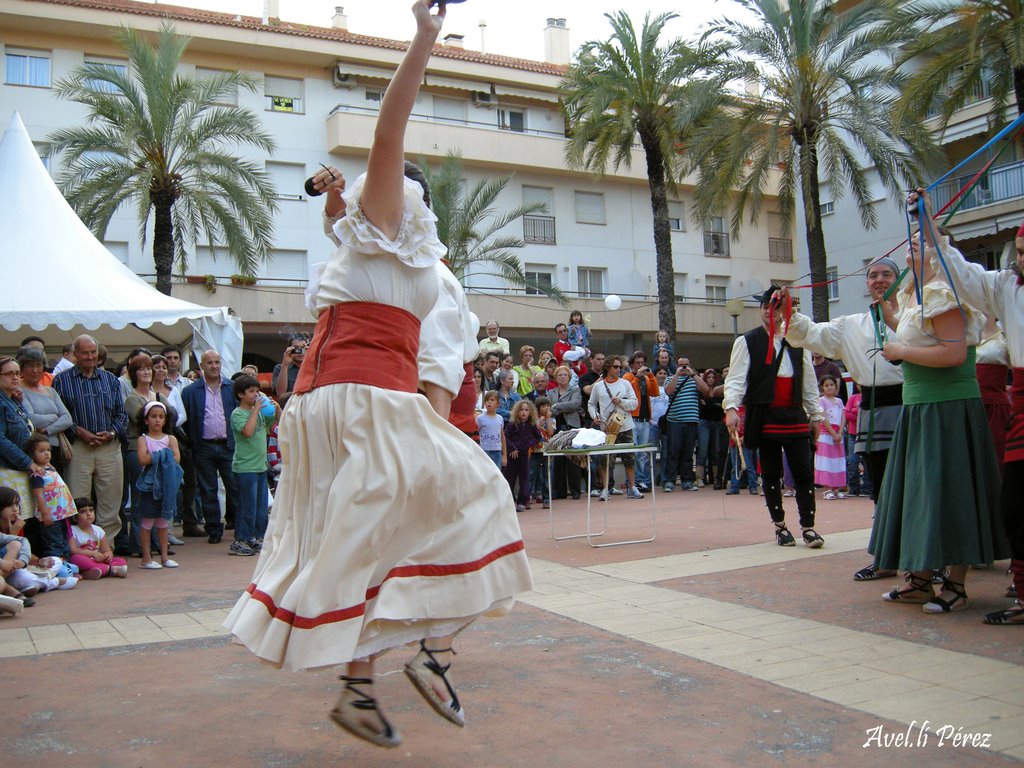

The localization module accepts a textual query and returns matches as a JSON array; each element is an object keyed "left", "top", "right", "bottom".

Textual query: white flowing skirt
[{"left": 224, "top": 383, "right": 533, "bottom": 671}]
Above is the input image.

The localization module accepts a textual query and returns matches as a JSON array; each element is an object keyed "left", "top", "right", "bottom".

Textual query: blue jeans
[
  {"left": 235, "top": 471, "right": 269, "bottom": 543},
  {"left": 845, "top": 432, "right": 871, "bottom": 495},
  {"left": 485, "top": 450, "right": 502, "bottom": 469},
  {"left": 727, "top": 446, "right": 758, "bottom": 491},
  {"left": 633, "top": 420, "right": 653, "bottom": 487}
]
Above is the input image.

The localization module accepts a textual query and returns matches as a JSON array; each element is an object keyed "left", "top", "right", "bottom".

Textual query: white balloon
[{"left": 604, "top": 294, "right": 622, "bottom": 311}]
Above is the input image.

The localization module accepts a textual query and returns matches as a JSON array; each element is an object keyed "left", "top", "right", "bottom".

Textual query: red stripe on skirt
[{"left": 245, "top": 539, "right": 526, "bottom": 630}]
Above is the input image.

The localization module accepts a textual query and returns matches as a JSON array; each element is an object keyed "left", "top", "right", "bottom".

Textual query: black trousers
[
  {"left": 551, "top": 455, "right": 581, "bottom": 498},
  {"left": 865, "top": 449, "right": 889, "bottom": 505},
  {"left": 759, "top": 436, "right": 815, "bottom": 528}
]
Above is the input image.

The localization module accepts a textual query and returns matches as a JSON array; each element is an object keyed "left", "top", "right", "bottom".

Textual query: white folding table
[{"left": 544, "top": 443, "right": 658, "bottom": 548}]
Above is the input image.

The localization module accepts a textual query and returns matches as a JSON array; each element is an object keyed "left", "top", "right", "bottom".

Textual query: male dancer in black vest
[{"left": 724, "top": 287, "right": 826, "bottom": 547}]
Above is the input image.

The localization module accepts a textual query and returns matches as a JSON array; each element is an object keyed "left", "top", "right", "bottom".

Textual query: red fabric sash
[
  {"left": 1007, "top": 368, "right": 1024, "bottom": 463},
  {"left": 450, "top": 362, "right": 479, "bottom": 440},
  {"left": 977, "top": 363, "right": 1011, "bottom": 406},
  {"left": 294, "top": 302, "right": 420, "bottom": 395},
  {"left": 770, "top": 376, "right": 795, "bottom": 408}
]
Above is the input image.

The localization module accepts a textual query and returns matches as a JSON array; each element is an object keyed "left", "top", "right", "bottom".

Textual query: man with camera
[
  {"left": 274, "top": 334, "right": 308, "bottom": 398},
  {"left": 662, "top": 355, "right": 710, "bottom": 492}
]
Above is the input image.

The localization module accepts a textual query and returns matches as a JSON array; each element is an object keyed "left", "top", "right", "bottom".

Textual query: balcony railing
[
  {"left": 931, "top": 159, "right": 1024, "bottom": 213},
  {"left": 768, "top": 237, "right": 793, "bottom": 263},
  {"left": 523, "top": 214, "right": 556, "bottom": 244},
  {"left": 703, "top": 231, "right": 730, "bottom": 257}
]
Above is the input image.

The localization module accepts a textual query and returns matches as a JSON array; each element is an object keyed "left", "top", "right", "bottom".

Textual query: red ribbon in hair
[{"left": 765, "top": 291, "right": 794, "bottom": 364}]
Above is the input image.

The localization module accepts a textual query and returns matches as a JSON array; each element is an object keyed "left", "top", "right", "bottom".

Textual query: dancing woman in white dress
[{"left": 223, "top": 1, "right": 533, "bottom": 748}]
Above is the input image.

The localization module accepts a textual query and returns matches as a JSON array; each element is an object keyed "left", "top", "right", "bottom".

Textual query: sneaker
[
  {"left": 139, "top": 561, "right": 163, "bottom": 570},
  {"left": 663, "top": 483, "right": 674, "bottom": 493},
  {"left": 161, "top": 559, "right": 180, "bottom": 568},
  {"left": 167, "top": 533, "right": 185, "bottom": 545},
  {"left": 837, "top": 492, "right": 847, "bottom": 499},
  {"left": 590, "top": 489, "right": 602, "bottom": 498},
  {"left": 81, "top": 567, "right": 103, "bottom": 580},
  {"left": 626, "top": 486, "right": 644, "bottom": 500},
  {"left": 680, "top": 482, "right": 698, "bottom": 492},
  {"left": 515, "top": 504, "right": 526, "bottom": 513},
  {"left": 637, "top": 483, "right": 651, "bottom": 493},
  {"left": 111, "top": 564, "right": 128, "bottom": 578},
  {"left": 610, "top": 487, "right": 623, "bottom": 496},
  {"left": 249, "top": 537, "right": 263, "bottom": 552},
  {"left": 541, "top": 502, "right": 550, "bottom": 509},
  {"left": 725, "top": 487, "right": 739, "bottom": 495},
  {"left": 57, "top": 576, "right": 78, "bottom": 589},
  {"left": 775, "top": 526, "right": 796, "bottom": 547},
  {"left": 228, "top": 540, "right": 256, "bottom": 557},
  {"left": 598, "top": 489, "right": 609, "bottom": 502},
  {"left": 802, "top": 529, "right": 825, "bottom": 548},
  {"left": 749, "top": 487, "right": 759, "bottom": 495},
  {"left": 783, "top": 489, "right": 796, "bottom": 497}
]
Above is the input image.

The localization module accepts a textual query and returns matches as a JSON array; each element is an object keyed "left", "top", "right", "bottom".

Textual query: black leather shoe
[
  {"left": 182, "top": 525, "right": 207, "bottom": 537},
  {"left": 208, "top": 534, "right": 222, "bottom": 544}
]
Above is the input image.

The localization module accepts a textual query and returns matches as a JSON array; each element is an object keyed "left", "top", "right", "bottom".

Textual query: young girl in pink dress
[{"left": 815, "top": 374, "right": 847, "bottom": 499}]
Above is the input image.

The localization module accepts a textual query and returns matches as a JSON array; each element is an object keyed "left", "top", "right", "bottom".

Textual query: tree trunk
[
  {"left": 641, "top": 136, "right": 677, "bottom": 342},
  {"left": 152, "top": 195, "right": 175, "bottom": 296},
  {"left": 1014, "top": 65, "right": 1024, "bottom": 116},
  {"left": 801, "top": 142, "right": 830, "bottom": 322}
]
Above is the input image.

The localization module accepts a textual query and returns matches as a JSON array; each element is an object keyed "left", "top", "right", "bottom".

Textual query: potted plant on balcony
[
  {"left": 230, "top": 273, "right": 257, "bottom": 286},
  {"left": 184, "top": 274, "right": 207, "bottom": 284},
  {"left": 204, "top": 274, "right": 217, "bottom": 293}
]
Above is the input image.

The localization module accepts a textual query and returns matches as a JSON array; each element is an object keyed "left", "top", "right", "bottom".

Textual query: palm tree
[
  {"left": 689, "top": 0, "right": 938, "bottom": 321},
  {"left": 47, "top": 24, "right": 277, "bottom": 295},
  {"left": 888, "top": 1, "right": 1024, "bottom": 126},
  {"left": 425, "top": 151, "right": 566, "bottom": 303},
  {"left": 561, "top": 11, "right": 724, "bottom": 340}
]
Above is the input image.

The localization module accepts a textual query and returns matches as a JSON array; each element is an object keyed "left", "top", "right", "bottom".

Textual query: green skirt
[{"left": 869, "top": 396, "right": 1008, "bottom": 571}]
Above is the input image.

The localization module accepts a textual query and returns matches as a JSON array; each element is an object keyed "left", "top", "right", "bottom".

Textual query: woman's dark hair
[
  {"left": 0, "top": 486, "right": 21, "bottom": 510},
  {"left": 16, "top": 346, "right": 47, "bottom": 369},
  {"left": 136, "top": 401, "right": 172, "bottom": 435},
  {"left": 404, "top": 161, "right": 430, "bottom": 208},
  {"left": 128, "top": 353, "right": 153, "bottom": 388},
  {"left": 232, "top": 374, "right": 261, "bottom": 399}
]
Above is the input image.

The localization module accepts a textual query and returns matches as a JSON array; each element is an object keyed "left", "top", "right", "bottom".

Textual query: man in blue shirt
[{"left": 53, "top": 335, "right": 128, "bottom": 540}]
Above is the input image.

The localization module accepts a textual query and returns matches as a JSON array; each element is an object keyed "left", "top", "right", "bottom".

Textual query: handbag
[{"left": 57, "top": 432, "right": 73, "bottom": 463}]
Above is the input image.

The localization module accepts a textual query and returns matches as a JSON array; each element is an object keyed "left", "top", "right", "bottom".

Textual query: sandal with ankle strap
[
  {"left": 984, "top": 601, "right": 1024, "bottom": 625},
  {"left": 853, "top": 564, "right": 897, "bottom": 582},
  {"left": 404, "top": 640, "right": 465, "bottom": 727},
  {"left": 922, "top": 578, "right": 967, "bottom": 614},
  {"left": 329, "top": 675, "right": 402, "bottom": 748},
  {"left": 882, "top": 572, "right": 934, "bottom": 604}
]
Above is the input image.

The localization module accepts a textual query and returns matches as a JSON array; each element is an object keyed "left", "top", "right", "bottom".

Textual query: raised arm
[{"left": 360, "top": 1, "right": 445, "bottom": 238}]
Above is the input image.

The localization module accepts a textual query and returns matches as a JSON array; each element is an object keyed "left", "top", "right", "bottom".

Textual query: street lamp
[{"left": 725, "top": 297, "right": 745, "bottom": 338}]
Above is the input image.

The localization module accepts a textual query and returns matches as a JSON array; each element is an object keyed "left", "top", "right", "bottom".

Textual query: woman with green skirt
[{"left": 870, "top": 190, "right": 1009, "bottom": 614}]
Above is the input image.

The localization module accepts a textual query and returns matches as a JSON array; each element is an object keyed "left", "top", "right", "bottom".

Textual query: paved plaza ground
[{"left": 5, "top": 487, "right": 1024, "bottom": 767}]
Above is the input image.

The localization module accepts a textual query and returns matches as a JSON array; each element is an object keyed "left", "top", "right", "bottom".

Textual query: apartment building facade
[{"left": 1, "top": 0, "right": 796, "bottom": 367}]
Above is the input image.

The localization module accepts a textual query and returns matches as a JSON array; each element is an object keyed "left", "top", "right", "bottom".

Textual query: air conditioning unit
[
  {"left": 333, "top": 70, "right": 355, "bottom": 89},
  {"left": 472, "top": 91, "right": 496, "bottom": 109}
]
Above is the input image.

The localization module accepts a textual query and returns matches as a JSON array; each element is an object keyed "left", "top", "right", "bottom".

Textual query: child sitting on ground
[
  {"left": 25, "top": 433, "right": 77, "bottom": 559},
  {"left": 68, "top": 497, "right": 127, "bottom": 579},
  {"left": 0, "top": 486, "right": 77, "bottom": 598}
]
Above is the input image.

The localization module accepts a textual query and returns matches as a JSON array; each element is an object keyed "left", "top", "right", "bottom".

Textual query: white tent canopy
[{"left": 0, "top": 112, "right": 243, "bottom": 371}]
